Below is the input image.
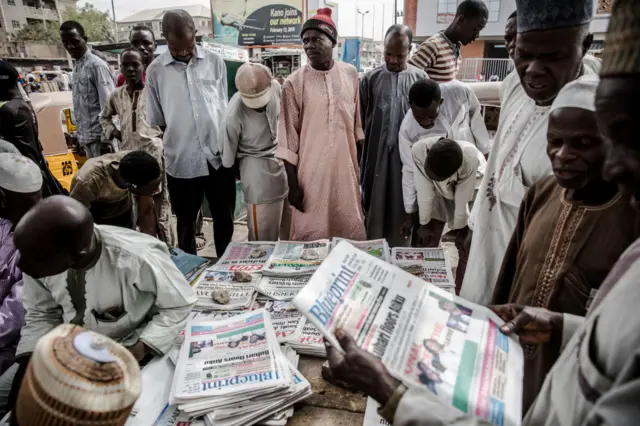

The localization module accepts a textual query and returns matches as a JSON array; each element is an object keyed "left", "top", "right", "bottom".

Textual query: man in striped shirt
[{"left": 409, "top": 0, "right": 488, "bottom": 82}]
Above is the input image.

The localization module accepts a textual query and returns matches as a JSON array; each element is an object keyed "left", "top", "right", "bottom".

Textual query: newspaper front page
[
  {"left": 212, "top": 242, "right": 276, "bottom": 272},
  {"left": 257, "top": 275, "right": 310, "bottom": 300},
  {"left": 263, "top": 240, "right": 330, "bottom": 276},
  {"left": 331, "top": 238, "right": 390, "bottom": 262},
  {"left": 192, "top": 270, "right": 259, "bottom": 310},
  {"left": 391, "top": 247, "right": 455, "bottom": 292},
  {"left": 253, "top": 298, "right": 304, "bottom": 343},
  {"left": 293, "top": 242, "right": 524, "bottom": 426},
  {"left": 170, "top": 310, "right": 288, "bottom": 403}
]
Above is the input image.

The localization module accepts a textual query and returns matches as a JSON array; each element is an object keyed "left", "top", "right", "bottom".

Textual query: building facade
[
  {"left": 117, "top": 5, "right": 212, "bottom": 42},
  {"left": 404, "top": 0, "right": 611, "bottom": 57},
  {"left": 0, "top": 0, "right": 75, "bottom": 41},
  {"left": 403, "top": 0, "right": 611, "bottom": 80},
  {"left": 337, "top": 37, "right": 383, "bottom": 69}
]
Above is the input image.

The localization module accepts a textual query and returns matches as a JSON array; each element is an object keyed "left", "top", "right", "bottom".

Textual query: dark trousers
[
  {"left": 167, "top": 163, "right": 236, "bottom": 256},
  {"left": 93, "top": 208, "right": 134, "bottom": 229}
]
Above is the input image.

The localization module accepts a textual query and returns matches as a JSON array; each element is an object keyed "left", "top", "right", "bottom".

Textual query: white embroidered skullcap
[
  {"left": 550, "top": 74, "right": 599, "bottom": 113},
  {"left": 0, "top": 152, "right": 43, "bottom": 193}
]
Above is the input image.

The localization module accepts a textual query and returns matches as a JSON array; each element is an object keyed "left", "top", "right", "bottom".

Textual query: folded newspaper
[
  {"left": 284, "top": 317, "right": 326, "bottom": 357},
  {"left": 262, "top": 240, "right": 330, "bottom": 276},
  {"left": 253, "top": 298, "right": 304, "bottom": 343},
  {"left": 331, "top": 238, "right": 390, "bottom": 262},
  {"left": 191, "top": 269, "right": 259, "bottom": 310},
  {"left": 257, "top": 275, "right": 310, "bottom": 300},
  {"left": 171, "top": 248, "right": 213, "bottom": 284},
  {"left": 363, "top": 397, "right": 390, "bottom": 426},
  {"left": 212, "top": 242, "right": 276, "bottom": 272},
  {"left": 170, "top": 310, "right": 312, "bottom": 425},
  {"left": 293, "top": 241, "right": 524, "bottom": 426},
  {"left": 391, "top": 247, "right": 456, "bottom": 293}
]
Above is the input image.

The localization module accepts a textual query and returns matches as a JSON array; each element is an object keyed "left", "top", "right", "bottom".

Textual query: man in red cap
[{"left": 276, "top": 8, "right": 366, "bottom": 241}]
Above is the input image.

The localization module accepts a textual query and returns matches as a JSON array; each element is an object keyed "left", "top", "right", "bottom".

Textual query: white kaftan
[{"left": 17, "top": 225, "right": 197, "bottom": 356}]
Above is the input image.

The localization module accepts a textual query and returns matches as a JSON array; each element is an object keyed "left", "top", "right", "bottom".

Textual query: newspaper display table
[{"left": 126, "top": 238, "right": 467, "bottom": 426}]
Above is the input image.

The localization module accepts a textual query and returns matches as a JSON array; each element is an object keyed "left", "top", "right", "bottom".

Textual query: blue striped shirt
[{"left": 145, "top": 46, "right": 227, "bottom": 178}]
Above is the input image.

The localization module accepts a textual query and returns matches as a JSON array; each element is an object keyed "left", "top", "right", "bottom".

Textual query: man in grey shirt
[
  {"left": 219, "top": 63, "right": 288, "bottom": 241},
  {"left": 146, "top": 10, "right": 235, "bottom": 255},
  {"left": 60, "top": 20, "right": 115, "bottom": 159}
]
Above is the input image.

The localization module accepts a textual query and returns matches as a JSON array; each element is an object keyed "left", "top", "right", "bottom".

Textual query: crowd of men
[{"left": 0, "top": 0, "right": 639, "bottom": 423}]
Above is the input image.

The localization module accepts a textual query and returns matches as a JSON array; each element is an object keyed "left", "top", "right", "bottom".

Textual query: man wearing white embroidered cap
[
  {"left": 0, "top": 153, "right": 42, "bottom": 393},
  {"left": 219, "top": 62, "right": 288, "bottom": 241}
]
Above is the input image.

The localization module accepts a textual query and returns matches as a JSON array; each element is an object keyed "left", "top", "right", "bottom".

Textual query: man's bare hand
[
  {"left": 490, "top": 304, "right": 563, "bottom": 344},
  {"left": 325, "top": 329, "right": 400, "bottom": 405},
  {"left": 400, "top": 213, "right": 416, "bottom": 240},
  {"left": 111, "top": 129, "right": 122, "bottom": 141},
  {"left": 128, "top": 341, "right": 150, "bottom": 363},
  {"left": 288, "top": 188, "right": 305, "bottom": 212},
  {"left": 416, "top": 224, "right": 440, "bottom": 247}
]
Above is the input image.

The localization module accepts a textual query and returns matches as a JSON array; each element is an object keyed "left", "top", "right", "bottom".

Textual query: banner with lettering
[{"left": 212, "top": 0, "right": 303, "bottom": 47}]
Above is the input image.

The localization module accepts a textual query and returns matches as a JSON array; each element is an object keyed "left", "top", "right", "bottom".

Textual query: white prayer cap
[
  {"left": 550, "top": 75, "right": 599, "bottom": 113},
  {"left": 0, "top": 153, "right": 43, "bottom": 193}
]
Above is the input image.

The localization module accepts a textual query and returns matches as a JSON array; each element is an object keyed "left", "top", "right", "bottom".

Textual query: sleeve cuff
[
  {"left": 378, "top": 384, "right": 407, "bottom": 423},
  {"left": 405, "top": 204, "right": 417, "bottom": 214},
  {"left": 276, "top": 146, "right": 299, "bottom": 166}
]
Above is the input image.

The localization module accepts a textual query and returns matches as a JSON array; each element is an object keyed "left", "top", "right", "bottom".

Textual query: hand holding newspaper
[{"left": 293, "top": 241, "right": 524, "bottom": 426}]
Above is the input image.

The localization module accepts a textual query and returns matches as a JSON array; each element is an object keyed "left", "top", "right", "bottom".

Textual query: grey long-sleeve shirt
[
  {"left": 72, "top": 49, "right": 115, "bottom": 145},
  {"left": 219, "top": 83, "right": 287, "bottom": 205}
]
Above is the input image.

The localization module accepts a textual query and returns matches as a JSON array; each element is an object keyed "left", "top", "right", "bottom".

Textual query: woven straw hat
[
  {"left": 601, "top": 0, "right": 640, "bottom": 76},
  {"left": 16, "top": 324, "right": 141, "bottom": 426}
]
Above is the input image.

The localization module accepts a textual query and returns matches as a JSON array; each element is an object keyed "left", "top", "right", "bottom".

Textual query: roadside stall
[{"left": 260, "top": 49, "right": 306, "bottom": 79}]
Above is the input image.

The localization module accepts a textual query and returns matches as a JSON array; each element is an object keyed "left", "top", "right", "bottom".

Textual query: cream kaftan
[{"left": 276, "top": 62, "right": 366, "bottom": 241}]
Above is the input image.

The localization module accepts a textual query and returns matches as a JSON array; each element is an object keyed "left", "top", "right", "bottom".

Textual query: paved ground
[{"left": 195, "top": 218, "right": 460, "bottom": 425}]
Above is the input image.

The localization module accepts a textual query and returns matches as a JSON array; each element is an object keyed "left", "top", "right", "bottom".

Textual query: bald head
[
  {"left": 384, "top": 24, "right": 412, "bottom": 73},
  {"left": 15, "top": 196, "right": 95, "bottom": 279},
  {"left": 385, "top": 24, "right": 413, "bottom": 45},
  {"left": 162, "top": 9, "right": 197, "bottom": 62},
  {"left": 162, "top": 9, "right": 195, "bottom": 36}
]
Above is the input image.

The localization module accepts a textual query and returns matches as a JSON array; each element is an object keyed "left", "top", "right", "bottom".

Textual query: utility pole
[
  {"left": 393, "top": 0, "right": 397, "bottom": 24},
  {"left": 357, "top": 8, "right": 369, "bottom": 39},
  {"left": 111, "top": 0, "right": 117, "bottom": 42},
  {"left": 382, "top": 4, "right": 385, "bottom": 39}
]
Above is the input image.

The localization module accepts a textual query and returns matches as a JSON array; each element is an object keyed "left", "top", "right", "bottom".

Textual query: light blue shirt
[
  {"left": 145, "top": 46, "right": 227, "bottom": 178},
  {"left": 72, "top": 49, "right": 115, "bottom": 145}
]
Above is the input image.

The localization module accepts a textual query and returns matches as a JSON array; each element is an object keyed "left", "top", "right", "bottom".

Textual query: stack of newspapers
[
  {"left": 390, "top": 247, "right": 456, "bottom": 294},
  {"left": 293, "top": 241, "right": 524, "bottom": 426},
  {"left": 169, "top": 310, "right": 312, "bottom": 426},
  {"left": 191, "top": 242, "right": 276, "bottom": 309}
]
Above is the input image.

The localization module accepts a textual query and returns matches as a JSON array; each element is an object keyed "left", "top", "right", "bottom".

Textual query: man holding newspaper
[{"left": 320, "top": 1, "right": 640, "bottom": 425}]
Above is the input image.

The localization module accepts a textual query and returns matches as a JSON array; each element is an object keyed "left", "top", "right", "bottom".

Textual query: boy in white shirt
[{"left": 410, "top": 136, "right": 485, "bottom": 292}]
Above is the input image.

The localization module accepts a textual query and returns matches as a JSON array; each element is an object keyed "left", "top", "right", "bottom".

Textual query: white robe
[
  {"left": 460, "top": 65, "right": 599, "bottom": 305},
  {"left": 17, "top": 225, "right": 197, "bottom": 356},
  {"left": 399, "top": 80, "right": 491, "bottom": 215}
]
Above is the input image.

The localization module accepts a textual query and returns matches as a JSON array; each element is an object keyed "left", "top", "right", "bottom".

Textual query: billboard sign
[{"left": 212, "top": 0, "right": 303, "bottom": 47}]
